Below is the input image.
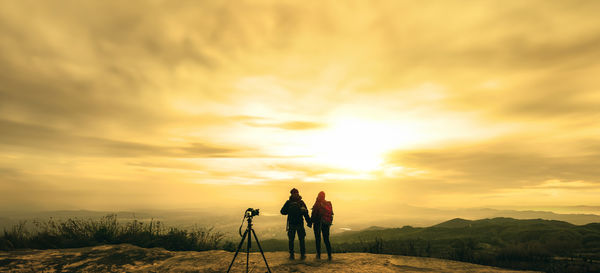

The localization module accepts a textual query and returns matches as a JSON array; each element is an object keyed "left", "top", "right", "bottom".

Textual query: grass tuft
[{"left": 0, "top": 214, "right": 224, "bottom": 251}]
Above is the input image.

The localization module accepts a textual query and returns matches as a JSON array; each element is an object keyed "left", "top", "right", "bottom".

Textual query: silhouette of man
[{"left": 280, "top": 188, "right": 311, "bottom": 260}]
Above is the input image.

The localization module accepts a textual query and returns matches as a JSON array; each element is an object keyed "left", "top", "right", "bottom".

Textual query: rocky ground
[{"left": 0, "top": 244, "right": 540, "bottom": 272}]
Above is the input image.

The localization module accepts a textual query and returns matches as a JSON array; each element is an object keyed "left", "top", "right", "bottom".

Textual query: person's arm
[
  {"left": 280, "top": 201, "right": 289, "bottom": 215},
  {"left": 330, "top": 201, "right": 334, "bottom": 222},
  {"left": 302, "top": 201, "right": 312, "bottom": 226}
]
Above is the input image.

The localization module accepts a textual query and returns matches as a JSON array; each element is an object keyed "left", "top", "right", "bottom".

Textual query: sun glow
[{"left": 298, "top": 118, "right": 419, "bottom": 172}]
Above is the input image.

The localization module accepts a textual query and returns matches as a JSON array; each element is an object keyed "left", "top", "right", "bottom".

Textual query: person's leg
[
  {"left": 322, "top": 223, "right": 332, "bottom": 260},
  {"left": 298, "top": 226, "right": 306, "bottom": 259},
  {"left": 313, "top": 222, "right": 322, "bottom": 258},
  {"left": 287, "top": 226, "right": 296, "bottom": 259}
]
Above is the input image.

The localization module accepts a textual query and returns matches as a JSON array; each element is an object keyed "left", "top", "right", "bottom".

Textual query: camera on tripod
[
  {"left": 245, "top": 208, "right": 259, "bottom": 217},
  {"left": 228, "top": 207, "right": 271, "bottom": 273}
]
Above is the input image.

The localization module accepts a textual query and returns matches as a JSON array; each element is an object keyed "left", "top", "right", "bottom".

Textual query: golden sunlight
[
  {"left": 2, "top": 2, "right": 600, "bottom": 271},
  {"left": 1, "top": 0, "right": 600, "bottom": 211},
  {"left": 297, "top": 118, "right": 419, "bottom": 172}
]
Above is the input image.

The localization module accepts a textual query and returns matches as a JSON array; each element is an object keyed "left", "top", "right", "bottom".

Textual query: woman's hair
[{"left": 317, "top": 191, "right": 326, "bottom": 201}]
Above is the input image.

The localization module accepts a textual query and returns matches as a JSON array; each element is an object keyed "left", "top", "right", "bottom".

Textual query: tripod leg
[
  {"left": 252, "top": 229, "right": 272, "bottom": 273},
  {"left": 247, "top": 229, "right": 250, "bottom": 273},
  {"left": 227, "top": 229, "right": 248, "bottom": 273}
]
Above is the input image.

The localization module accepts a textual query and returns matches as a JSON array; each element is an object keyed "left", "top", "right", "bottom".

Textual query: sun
[{"left": 299, "top": 118, "right": 419, "bottom": 172}]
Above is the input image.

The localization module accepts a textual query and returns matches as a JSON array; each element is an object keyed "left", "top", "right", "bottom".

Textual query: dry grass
[{"left": 0, "top": 214, "right": 224, "bottom": 251}]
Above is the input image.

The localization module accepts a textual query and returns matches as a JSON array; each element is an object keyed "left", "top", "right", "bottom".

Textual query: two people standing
[{"left": 280, "top": 188, "right": 333, "bottom": 260}]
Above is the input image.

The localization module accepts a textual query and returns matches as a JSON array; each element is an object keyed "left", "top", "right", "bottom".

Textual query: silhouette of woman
[{"left": 311, "top": 191, "right": 333, "bottom": 260}]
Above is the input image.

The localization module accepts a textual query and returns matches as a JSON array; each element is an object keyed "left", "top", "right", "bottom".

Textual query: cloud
[
  {"left": 385, "top": 137, "right": 600, "bottom": 191},
  {"left": 0, "top": 119, "right": 255, "bottom": 158},
  {"left": 1, "top": 0, "right": 599, "bottom": 210},
  {"left": 244, "top": 120, "right": 326, "bottom": 130},
  {"left": 230, "top": 115, "right": 326, "bottom": 130}
]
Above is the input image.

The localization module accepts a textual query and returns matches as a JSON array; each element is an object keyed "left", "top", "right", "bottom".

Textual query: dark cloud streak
[
  {"left": 0, "top": 119, "right": 254, "bottom": 158},
  {"left": 386, "top": 140, "right": 600, "bottom": 190},
  {"left": 243, "top": 120, "right": 326, "bottom": 130}
]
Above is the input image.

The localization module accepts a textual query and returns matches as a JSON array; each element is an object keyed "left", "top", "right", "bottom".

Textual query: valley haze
[{"left": 2, "top": 206, "right": 599, "bottom": 240}]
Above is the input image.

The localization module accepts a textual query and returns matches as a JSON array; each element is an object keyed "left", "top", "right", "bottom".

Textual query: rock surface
[{"left": 0, "top": 244, "right": 540, "bottom": 272}]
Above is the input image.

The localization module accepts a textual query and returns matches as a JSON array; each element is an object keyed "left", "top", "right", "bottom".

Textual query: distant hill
[
  {"left": 433, "top": 217, "right": 576, "bottom": 229},
  {"left": 481, "top": 209, "right": 600, "bottom": 225},
  {"left": 433, "top": 218, "right": 473, "bottom": 228},
  {"left": 378, "top": 205, "right": 600, "bottom": 226},
  {"left": 333, "top": 217, "right": 590, "bottom": 243},
  {"left": 325, "top": 217, "right": 600, "bottom": 273},
  {"left": 363, "top": 226, "right": 387, "bottom": 231}
]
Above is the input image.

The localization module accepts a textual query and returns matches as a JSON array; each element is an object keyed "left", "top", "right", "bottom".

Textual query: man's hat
[{"left": 290, "top": 188, "right": 299, "bottom": 194}]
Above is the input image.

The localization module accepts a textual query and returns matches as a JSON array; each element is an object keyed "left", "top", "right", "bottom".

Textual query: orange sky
[{"left": 1, "top": 1, "right": 600, "bottom": 214}]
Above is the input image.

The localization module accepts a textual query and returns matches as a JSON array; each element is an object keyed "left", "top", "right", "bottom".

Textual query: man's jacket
[{"left": 280, "top": 194, "right": 311, "bottom": 226}]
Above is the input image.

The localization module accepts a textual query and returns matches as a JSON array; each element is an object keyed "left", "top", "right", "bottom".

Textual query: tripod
[{"left": 226, "top": 215, "right": 272, "bottom": 273}]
